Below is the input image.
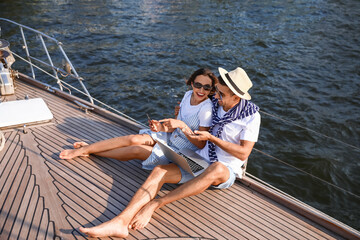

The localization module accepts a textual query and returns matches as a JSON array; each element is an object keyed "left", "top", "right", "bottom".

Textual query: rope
[{"left": 252, "top": 148, "right": 360, "bottom": 199}]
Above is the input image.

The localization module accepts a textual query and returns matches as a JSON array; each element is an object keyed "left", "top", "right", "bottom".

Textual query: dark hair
[
  {"left": 217, "top": 75, "right": 235, "bottom": 96},
  {"left": 186, "top": 68, "right": 218, "bottom": 95},
  {"left": 217, "top": 75, "right": 226, "bottom": 86}
]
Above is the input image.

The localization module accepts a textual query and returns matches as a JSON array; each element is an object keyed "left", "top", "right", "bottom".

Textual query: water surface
[{"left": 1, "top": 0, "right": 359, "bottom": 230}]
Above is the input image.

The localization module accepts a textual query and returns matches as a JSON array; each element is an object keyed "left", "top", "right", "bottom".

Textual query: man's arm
[{"left": 189, "top": 130, "right": 255, "bottom": 160}]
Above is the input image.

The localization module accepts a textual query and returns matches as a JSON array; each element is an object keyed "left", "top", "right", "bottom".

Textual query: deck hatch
[{"left": 0, "top": 98, "right": 53, "bottom": 129}]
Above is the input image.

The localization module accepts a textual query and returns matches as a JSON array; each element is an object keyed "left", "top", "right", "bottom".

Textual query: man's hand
[{"left": 188, "top": 130, "right": 212, "bottom": 141}]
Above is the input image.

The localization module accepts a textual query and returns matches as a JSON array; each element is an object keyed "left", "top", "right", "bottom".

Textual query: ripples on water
[{"left": 1, "top": 0, "right": 359, "bottom": 229}]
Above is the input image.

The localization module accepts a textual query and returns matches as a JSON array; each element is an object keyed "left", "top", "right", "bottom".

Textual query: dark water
[{"left": 1, "top": 0, "right": 359, "bottom": 230}]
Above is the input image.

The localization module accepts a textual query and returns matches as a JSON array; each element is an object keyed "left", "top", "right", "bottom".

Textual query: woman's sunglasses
[{"left": 193, "top": 82, "right": 212, "bottom": 91}]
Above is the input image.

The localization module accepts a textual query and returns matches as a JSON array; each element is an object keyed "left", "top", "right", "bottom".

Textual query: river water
[{"left": 1, "top": 0, "right": 359, "bottom": 230}]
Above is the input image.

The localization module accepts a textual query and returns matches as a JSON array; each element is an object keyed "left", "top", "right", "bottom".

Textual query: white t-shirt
[
  {"left": 178, "top": 90, "right": 212, "bottom": 128},
  {"left": 197, "top": 105, "right": 261, "bottom": 178}
]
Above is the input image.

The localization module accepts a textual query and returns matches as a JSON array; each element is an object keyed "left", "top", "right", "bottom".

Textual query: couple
[{"left": 60, "top": 66, "right": 261, "bottom": 238}]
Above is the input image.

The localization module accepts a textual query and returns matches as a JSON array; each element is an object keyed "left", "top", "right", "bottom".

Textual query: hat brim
[{"left": 218, "top": 67, "right": 251, "bottom": 100}]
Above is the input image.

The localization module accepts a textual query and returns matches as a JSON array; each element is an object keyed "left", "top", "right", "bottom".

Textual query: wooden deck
[{"left": 1, "top": 75, "right": 359, "bottom": 239}]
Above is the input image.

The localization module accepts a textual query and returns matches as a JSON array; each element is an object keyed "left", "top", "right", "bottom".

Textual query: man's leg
[
  {"left": 79, "top": 163, "right": 182, "bottom": 238},
  {"left": 130, "top": 162, "right": 230, "bottom": 230},
  {"left": 59, "top": 134, "right": 155, "bottom": 159}
]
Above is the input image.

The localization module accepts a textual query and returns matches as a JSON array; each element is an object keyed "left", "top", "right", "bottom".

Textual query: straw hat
[{"left": 218, "top": 67, "right": 253, "bottom": 100}]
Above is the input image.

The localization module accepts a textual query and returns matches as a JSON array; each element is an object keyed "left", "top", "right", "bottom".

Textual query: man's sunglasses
[{"left": 193, "top": 82, "right": 212, "bottom": 91}]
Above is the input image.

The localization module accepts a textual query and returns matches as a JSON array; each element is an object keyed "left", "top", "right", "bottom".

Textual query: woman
[{"left": 59, "top": 68, "right": 217, "bottom": 168}]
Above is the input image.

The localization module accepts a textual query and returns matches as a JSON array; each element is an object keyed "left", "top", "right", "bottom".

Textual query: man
[{"left": 79, "top": 67, "right": 261, "bottom": 238}]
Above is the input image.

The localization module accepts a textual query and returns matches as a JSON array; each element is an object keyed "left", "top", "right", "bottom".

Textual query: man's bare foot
[
  {"left": 130, "top": 200, "right": 160, "bottom": 230},
  {"left": 79, "top": 217, "right": 129, "bottom": 238},
  {"left": 73, "top": 141, "right": 88, "bottom": 149},
  {"left": 59, "top": 148, "right": 88, "bottom": 159}
]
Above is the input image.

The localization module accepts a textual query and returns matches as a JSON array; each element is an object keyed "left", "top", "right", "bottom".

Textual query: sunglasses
[{"left": 193, "top": 82, "right": 212, "bottom": 91}]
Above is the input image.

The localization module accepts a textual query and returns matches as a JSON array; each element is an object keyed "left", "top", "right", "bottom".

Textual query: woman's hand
[
  {"left": 149, "top": 120, "right": 163, "bottom": 132},
  {"left": 159, "top": 118, "right": 185, "bottom": 131}
]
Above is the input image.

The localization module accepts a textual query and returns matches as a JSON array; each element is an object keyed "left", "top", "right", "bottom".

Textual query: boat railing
[{"left": 0, "top": 18, "right": 94, "bottom": 104}]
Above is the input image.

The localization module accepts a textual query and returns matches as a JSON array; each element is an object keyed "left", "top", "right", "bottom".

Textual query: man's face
[{"left": 214, "top": 83, "right": 240, "bottom": 111}]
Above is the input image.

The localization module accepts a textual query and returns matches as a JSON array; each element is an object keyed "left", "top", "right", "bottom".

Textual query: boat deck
[{"left": 0, "top": 76, "right": 357, "bottom": 239}]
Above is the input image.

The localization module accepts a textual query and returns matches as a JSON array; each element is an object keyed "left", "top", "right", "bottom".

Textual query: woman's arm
[{"left": 159, "top": 119, "right": 209, "bottom": 149}]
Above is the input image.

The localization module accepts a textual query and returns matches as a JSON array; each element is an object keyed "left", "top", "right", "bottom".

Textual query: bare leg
[
  {"left": 63, "top": 142, "right": 89, "bottom": 157},
  {"left": 79, "top": 164, "right": 182, "bottom": 238},
  {"left": 91, "top": 145, "right": 153, "bottom": 161},
  {"left": 130, "top": 162, "right": 230, "bottom": 230},
  {"left": 60, "top": 134, "right": 155, "bottom": 159}
]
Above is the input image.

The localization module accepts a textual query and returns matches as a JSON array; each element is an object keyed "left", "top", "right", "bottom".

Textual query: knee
[
  {"left": 128, "top": 134, "right": 144, "bottom": 145},
  {"left": 207, "top": 162, "right": 229, "bottom": 181},
  {"left": 209, "top": 162, "right": 227, "bottom": 174},
  {"left": 128, "top": 134, "right": 154, "bottom": 146}
]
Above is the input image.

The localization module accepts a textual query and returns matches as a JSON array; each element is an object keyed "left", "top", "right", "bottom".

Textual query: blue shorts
[{"left": 178, "top": 164, "right": 236, "bottom": 189}]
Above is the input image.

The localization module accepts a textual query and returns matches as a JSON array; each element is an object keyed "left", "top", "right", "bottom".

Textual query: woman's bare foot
[
  {"left": 79, "top": 217, "right": 129, "bottom": 238},
  {"left": 59, "top": 148, "right": 88, "bottom": 159},
  {"left": 73, "top": 141, "right": 88, "bottom": 149},
  {"left": 130, "top": 200, "right": 160, "bottom": 230}
]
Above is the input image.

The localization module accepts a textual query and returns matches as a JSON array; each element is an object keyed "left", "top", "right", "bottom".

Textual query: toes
[
  {"left": 59, "top": 151, "right": 67, "bottom": 159},
  {"left": 133, "top": 223, "right": 140, "bottom": 231},
  {"left": 131, "top": 221, "right": 145, "bottom": 231},
  {"left": 73, "top": 141, "right": 87, "bottom": 148},
  {"left": 129, "top": 220, "right": 136, "bottom": 230},
  {"left": 79, "top": 227, "right": 88, "bottom": 234}
]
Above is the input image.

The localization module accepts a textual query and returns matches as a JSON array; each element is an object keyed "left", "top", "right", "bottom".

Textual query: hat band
[{"left": 225, "top": 73, "right": 245, "bottom": 96}]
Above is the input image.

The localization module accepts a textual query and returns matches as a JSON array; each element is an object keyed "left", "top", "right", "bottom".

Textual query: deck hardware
[
  {"left": 23, "top": 124, "right": 27, "bottom": 134},
  {"left": 44, "top": 85, "right": 55, "bottom": 93},
  {"left": 0, "top": 39, "right": 16, "bottom": 96},
  {"left": 0, "top": 130, "right": 5, "bottom": 152},
  {"left": 25, "top": 94, "right": 29, "bottom": 100},
  {"left": 74, "top": 100, "right": 94, "bottom": 114},
  {"left": 61, "top": 59, "right": 72, "bottom": 77}
]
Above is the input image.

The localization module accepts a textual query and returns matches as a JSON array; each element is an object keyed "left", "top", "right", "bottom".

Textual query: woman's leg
[
  {"left": 92, "top": 145, "right": 154, "bottom": 161},
  {"left": 60, "top": 134, "right": 155, "bottom": 159}
]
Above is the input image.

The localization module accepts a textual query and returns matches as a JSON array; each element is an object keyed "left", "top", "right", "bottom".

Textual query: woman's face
[{"left": 191, "top": 75, "right": 213, "bottom": 103}]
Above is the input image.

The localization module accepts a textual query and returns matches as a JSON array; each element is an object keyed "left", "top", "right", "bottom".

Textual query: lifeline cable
[
  {"left": 252, "top": 147, "right": 360, "bottom": 199},
  {"left": 260, "top": 110, "right": 360, "bottom": 152}
]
